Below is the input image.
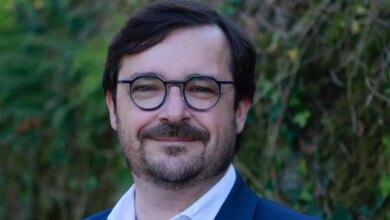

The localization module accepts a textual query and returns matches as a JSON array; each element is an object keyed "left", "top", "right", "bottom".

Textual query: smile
[{"left": 148, "top": 137, "right": 201, "bottom": 143}]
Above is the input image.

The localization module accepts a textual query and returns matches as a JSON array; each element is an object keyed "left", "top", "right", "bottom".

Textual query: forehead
[{"left": 118, "top": 25, "right": 231, "bottom": 80}]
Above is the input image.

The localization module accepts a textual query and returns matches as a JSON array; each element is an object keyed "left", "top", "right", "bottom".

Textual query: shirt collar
[
  {"left": 108, "top": 164, "right": 236, "bottom": 220},
  {"left": 107, "top": 185, "right": 136, "bottom": 220},
  {"left": 172, "top": 164, "right": 236, "bottom": 220}
]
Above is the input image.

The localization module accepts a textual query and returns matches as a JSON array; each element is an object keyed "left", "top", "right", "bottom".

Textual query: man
[{"left": 86, "top": 0, "right": 319, "bottom": 219}]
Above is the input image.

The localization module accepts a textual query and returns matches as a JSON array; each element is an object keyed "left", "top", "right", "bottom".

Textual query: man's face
[{"left": 106, "top": 26, "right": 251, "bottom": 188}]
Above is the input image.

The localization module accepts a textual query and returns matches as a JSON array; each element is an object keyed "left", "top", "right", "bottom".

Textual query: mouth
[{"left": 148, "top": 137, "right": 200, "bottom": 143}]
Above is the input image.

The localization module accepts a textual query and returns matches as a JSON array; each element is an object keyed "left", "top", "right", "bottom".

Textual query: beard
[{"left": 117, "top": 119, "right": 236, "bottom": 190}]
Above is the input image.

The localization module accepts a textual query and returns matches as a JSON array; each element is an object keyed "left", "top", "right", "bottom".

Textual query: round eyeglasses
[{"left": 117, "top": 76, "right": 234, "bottom": 111}]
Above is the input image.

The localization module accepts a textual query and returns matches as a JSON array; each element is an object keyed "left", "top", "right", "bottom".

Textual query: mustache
[{"left": 138, "top": 121, "right": 210, "bottom": 143}]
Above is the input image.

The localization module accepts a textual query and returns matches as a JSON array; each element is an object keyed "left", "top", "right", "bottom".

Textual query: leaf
[
  {"left": 298, "top": 159, "right": 308, "bottom": 175},
  {"left": 379, "top": 174, "right": 390, "bottom": 199},
  {"left": 382, "top": 136, "right": 390, "bottom": 157},
  {"left": 299, "top": 185, "right": 313, "bottom": 202},
  {"left": 288, "top": 48, "right": 299, "bottom": 64},
  {"left": 351, "top": 20, "right": 360, "bottom": 34},
  {"left": 356, "top": 5, "right": 367, "bottom": 15},
  {"left": 293, "top": 111, "right": 311, "bottom": 128}
]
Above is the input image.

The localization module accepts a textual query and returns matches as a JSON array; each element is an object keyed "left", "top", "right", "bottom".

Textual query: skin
[{"left": 106, "top": 25, "right": 251, "bottom": 220}]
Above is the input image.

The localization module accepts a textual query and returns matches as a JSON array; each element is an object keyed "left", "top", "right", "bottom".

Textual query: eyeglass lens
[{"left": 130, "top": 76, "right": 220, "bottom": 110}]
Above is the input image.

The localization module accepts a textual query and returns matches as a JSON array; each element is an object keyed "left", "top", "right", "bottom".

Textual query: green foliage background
[{"left": 0, "top": 0, "right": 389, "bottom": 219}]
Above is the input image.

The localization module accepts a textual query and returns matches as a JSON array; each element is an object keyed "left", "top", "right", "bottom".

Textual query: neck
[{"left": 132, "top": 171, "right": 226, "bottom": 220}]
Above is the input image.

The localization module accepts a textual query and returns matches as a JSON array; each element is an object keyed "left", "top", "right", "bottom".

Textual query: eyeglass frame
[{"left": 117, "top": 75, "right": 234, "bottom": 111}]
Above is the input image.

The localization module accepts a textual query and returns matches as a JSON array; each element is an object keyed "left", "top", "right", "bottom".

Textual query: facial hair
[{"left": 117, "top": 119, "right": 237, "bottom": 190}]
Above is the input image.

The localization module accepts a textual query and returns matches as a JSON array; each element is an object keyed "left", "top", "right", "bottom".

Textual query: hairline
[{"left": 110, "top": 24, "right": 239, "bottom": 108}]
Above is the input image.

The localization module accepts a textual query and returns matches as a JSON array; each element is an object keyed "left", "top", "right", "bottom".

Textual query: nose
[{"left": 158, "top": 85, "right": 190, "bottom": 123}]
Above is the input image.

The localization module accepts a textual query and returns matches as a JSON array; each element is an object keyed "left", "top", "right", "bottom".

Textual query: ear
[
  {"left": 235, "top": 98, "right": 251, "bottom": 134},
  {"left": 105, "top": 90, "right": 118, "bottom": 131}
]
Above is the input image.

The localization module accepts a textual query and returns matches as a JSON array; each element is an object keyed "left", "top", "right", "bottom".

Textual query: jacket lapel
[{"left": 215, "top": 172, "right": 258, "bottom": 219}]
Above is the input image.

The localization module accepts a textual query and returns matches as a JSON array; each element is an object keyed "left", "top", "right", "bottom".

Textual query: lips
[{"left": 150, "top": 137, "right": 198, "bottom": 142}]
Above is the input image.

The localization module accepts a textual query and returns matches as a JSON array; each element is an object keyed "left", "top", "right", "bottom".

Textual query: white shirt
[{"left": 108, "top": 164, "right": 236, "bottom": 220}]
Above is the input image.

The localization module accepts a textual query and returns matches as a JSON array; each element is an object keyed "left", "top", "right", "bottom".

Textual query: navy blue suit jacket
[{"left": 85, "top": 173, "right": 319, "bottom": 220}]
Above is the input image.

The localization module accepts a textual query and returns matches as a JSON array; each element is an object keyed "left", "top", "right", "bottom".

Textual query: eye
[
  {"left": 188, "top": 86, "right": 214, "bottom": 94},
  {"left": 132, "top": 85, "right": 159, "bottom": 92},
  {"left": 185, "top": 78, "right": 219, "bottom": 99},
  {"left": 131, "top": 77, "right": 164, "bottom": 94}
]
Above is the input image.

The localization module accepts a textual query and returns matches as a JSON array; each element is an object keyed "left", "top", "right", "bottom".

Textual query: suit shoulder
[
  {"left": 254, "top": 198, "right": 320, "bottom": 220},
  {"left": 84, "top": 209, "right": 112, "bottom": 220}
]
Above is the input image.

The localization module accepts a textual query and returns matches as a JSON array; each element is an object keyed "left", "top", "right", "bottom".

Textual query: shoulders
[
  {"left": 84, "top": 209, "right": 112, "bottom": 220},
  {"left": 216, "top": 172, "right": 320, "bottom": 220},
  {"left": 255, "top": 197, "right": 320, "bottom": 220}
]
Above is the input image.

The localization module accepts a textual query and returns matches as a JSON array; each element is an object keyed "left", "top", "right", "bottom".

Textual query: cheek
[
  {"left": 213, "top": 98, "right": 236, "bottom": 127},
  {"left": 198, "top": 105, "right": 236, "bottom": 139},
  {"left": 116, "top": 100, "right": 155, "bottom": 141}
]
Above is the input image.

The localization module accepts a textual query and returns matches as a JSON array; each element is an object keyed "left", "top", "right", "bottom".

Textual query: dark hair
[{"left": 102, "top": 0, "right": 256, "bottom": 108}]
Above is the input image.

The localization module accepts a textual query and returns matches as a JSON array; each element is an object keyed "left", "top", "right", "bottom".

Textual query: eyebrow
[{"left": 122, "top": 72, "right": 220, "bottom": 81}]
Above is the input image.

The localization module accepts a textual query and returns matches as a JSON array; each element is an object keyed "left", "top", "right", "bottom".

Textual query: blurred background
[{"left": 0, "top": 0, "right": 389, "bottom": 219}]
